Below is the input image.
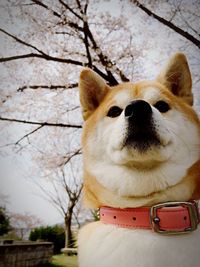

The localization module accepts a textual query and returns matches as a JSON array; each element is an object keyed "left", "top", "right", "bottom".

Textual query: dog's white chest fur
[{"left": 78, "top": 221, "right": 200, "bottom": 267}]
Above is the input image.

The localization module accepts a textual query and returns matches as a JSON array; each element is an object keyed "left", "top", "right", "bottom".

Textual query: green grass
[
  {"left": 39, "top": 254, "right": 78, "bottom": 267},
  {"left": 52, "top": 254, "right": 78, "bottom": 267}
]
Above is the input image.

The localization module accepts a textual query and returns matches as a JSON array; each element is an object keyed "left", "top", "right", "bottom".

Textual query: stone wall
[{"left": 0, "top": 241, "right": 53, "bottom": 267}]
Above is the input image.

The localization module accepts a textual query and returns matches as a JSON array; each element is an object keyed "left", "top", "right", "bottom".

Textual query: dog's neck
[
  {"left": 83, "top": 170, "right": 195, "bottom": 209},
  {"left": 84, "top": 146, "right": 199, "bottom": 202}
]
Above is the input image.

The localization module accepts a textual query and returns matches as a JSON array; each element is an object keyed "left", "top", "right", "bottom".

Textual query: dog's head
[{"left": 79, "top": 53, "right": 200, "bottom": 208}]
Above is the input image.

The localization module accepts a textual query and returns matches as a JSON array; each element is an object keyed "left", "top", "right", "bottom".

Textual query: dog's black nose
[
  {"left": 124, "top": 100, "right": 160, "bottom": 151},
  {"left": 125, "top": 100, "right": 152, "bottom": 122}
]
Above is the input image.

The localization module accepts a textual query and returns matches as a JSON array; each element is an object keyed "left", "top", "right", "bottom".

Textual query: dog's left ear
[
  {"left": 156, "top": 53, "right": 193, "bottom": 105},
  {"left": 79, "top": 68, "right": 109, "bottom": 120}
]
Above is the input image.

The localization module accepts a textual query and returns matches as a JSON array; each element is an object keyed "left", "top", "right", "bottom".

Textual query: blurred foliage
[
  {"left": 29, "top": 225, "right": 65, "bottom": 254},
  {"left": 0, "top": 207, "right": 12, "bottom": 236},
  {"left": 91, "top": 209, "right": 100, "bottom": 221}
]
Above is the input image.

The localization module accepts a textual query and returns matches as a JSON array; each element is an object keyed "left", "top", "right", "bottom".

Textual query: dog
[{"left": 78, "top": 53, "right": 200, "bottom": 267}]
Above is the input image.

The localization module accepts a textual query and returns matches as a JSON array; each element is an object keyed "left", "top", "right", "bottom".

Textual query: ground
[
  {"left": 42, "top": 254, "right": 78, "bottom": 267},
  {"left": 53, "top": 254, "right": 78, "bottom": 267}
]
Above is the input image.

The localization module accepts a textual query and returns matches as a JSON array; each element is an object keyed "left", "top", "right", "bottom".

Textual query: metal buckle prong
[{"left": 150, "top": 201, "right": 199, "bottom": 235}]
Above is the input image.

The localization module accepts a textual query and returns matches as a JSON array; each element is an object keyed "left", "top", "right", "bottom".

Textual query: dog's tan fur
[{"left": 79, "top": 53, "right": 200, "bottom": 208}]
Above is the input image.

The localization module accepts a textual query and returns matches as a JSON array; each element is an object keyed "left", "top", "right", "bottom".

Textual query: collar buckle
[{"left": 150, "top": 201, "right": 200, "bottom": 235}]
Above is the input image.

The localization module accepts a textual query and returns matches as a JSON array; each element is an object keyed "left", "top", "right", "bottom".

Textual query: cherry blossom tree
[{"left": 10, "top": 212, "right": 42, "bottom": 239}]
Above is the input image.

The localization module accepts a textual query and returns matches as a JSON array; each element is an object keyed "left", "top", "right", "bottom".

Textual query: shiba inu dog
[{"left": 78, "top": 53, "right": 200, "bottom": 267}]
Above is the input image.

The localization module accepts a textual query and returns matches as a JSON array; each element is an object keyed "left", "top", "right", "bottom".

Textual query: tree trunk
[{"left": 64, "top": 213, "right": 73, "bottom": 249}]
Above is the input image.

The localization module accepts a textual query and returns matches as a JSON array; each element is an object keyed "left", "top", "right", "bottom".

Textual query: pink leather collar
[{"left": 100, "top": 201, "right": 200, "bottom": 234}]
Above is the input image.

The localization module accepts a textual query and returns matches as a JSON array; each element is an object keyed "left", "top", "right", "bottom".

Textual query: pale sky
[{"left": 0, "top": 144, "right": 63, "bottom": 225}]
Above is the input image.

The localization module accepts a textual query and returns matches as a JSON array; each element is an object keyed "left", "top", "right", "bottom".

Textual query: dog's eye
[
  {"left": 107, "top": 106, "right": 123, "bottom": 118},
  {"left": 154, "top": 101, "right": 170, "bottom": 113}
]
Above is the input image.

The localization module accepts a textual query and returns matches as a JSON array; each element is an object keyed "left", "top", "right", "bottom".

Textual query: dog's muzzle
[{"left": 124, "top": 100, "right": 161, "bottom": 151}]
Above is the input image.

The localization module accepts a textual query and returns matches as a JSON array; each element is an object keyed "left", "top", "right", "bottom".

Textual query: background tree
[
  {"left": 9, "top": 212, "right": 43, "bottom": 240},
  {"left": 35, "top": 165, "right": 83, "bottom": 248},
  {"left": 29, "top": 225, "right": 65, "bottom": 254},
  {"left": 0, "top": 207, "right": 11, "bottom": 236},
  {"left": 0, "top": 0, "right": 199, "bottom": 249},
  {"left": 0, "top": 0, "right": 140, "bottom": 248}
]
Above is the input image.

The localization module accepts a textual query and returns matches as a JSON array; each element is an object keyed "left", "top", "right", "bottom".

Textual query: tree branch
[
  {"left": 28, "top": 1, "right": 128, "bottom": 84},
  {"left": 34, "top": 179, "right": 66, "bottom": 217},
  {"left": 60, "top": 149, "right": 82, "bottom": 167},
  {"left": 31, "top": 0, "right": 84, "bottom": 32},
  {"left": 0, "top": 28, "right": 84, "bottom": 65},
  {"left": 60, "top": 169, "right": 72, "bottom": 198},
  {"left": 58, "top": 0, "right": 83, "bottom": 20},
  {"left": 76, "top": 0, "right": 83, "bottom": 12},
  {"left": 132, "top": 0, "right": 200, "bottom": 49},
  {"left": 0, "top": 53, "right": 42, "bottom": 62},
  {"left": 0, "top": 54, "right": 111, "bottom": 86},
  {"left": 0, "top": 116, "right": 82, "bottom": 128},
  {"left": 0, "top": 2, "right": 128, "bottom": 86},
  {"left": 58, "top": 0, "right": 128, "bottom": 84},
  {"left": 31, "top": 0, "right": 61, "bottom": 18},
  {"left": 15, "top": 125, "right": 44, "bottom": 145},
  {"left": 17, "top": 83, "right": 78, "bottom": 92},
  {"left": 84, "top": 21, "right": 129, "bottom": 83},
  {"left": 84, "top": 25, "right": 119, "bottom": 85},
  {"left": 179, "top": 9, "right": 200, "bottom": 37},
  {"left": 0, "top": 28, "right": 45, "bottom": 55},
  {"left": 82, "top": 4, "right": 92, "bottom": 68},
  {"left": 0, "top": 52, "right": 84, "bottom": 65}
]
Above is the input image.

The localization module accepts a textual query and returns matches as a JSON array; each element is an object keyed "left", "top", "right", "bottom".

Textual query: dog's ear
[
  {"left": 79, "top": 68, "right": 109, "bottom": 120},
  {"left": 156, "top": 53, "right": 193, "bottom": 105}
]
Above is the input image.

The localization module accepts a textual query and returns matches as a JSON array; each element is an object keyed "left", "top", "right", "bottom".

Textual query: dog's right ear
[
  {"left": 79, "top": 68, "right": 109, "bottom": 120},
  {"left": 156, "top": 53, "right": 193, "bottom": 105}
]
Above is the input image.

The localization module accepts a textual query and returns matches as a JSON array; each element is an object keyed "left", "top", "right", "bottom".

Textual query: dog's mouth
[{"left": 124, "top": 130, "right": 161, "bottom": 152}]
